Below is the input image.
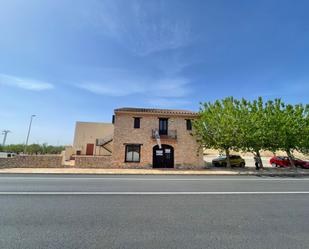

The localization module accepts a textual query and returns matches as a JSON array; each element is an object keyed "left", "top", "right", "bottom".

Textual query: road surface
[{"left": 0, "top": 174, "right": 308, "bottom": 249}]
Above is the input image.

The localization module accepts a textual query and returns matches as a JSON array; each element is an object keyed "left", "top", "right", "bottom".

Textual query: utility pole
[
  {"left": 24, "top": 115, "right": 36, "bottom": 153},
  {"left": 2, "top": 130, "right": 11, "bottom": 147}
]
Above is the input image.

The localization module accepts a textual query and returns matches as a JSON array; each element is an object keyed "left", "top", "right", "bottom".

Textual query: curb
[{"left": 0, "top": 169, "right": 309, "bottom": 177}]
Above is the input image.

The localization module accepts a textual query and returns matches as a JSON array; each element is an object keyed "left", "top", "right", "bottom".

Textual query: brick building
[{"left": 111, "top": 108, "right": 204, "bottom": 168}]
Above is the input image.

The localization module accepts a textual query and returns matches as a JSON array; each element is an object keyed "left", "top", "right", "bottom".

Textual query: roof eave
[{"left": 114, "top": 110, "right": 198, "bottom": 117}]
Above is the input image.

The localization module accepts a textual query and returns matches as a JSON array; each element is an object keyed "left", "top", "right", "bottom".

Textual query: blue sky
[{"left": 0, "top": 0, "right": 309, "bottom": 145}]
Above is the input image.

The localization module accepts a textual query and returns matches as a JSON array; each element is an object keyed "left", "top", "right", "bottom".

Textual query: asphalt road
[{"left": 0, "top": 174, "right": 309, "bottom": 249}]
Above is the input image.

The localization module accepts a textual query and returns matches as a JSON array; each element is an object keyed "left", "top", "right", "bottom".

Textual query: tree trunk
[
  {"left": 225, "top": 148, "right": 231, "bottom": 168},
  {"left": 256, "top": 150, "right": 264, "bottom": 169},
  {"left": 286, "top": 149, "right": 296, "bottom": 168}
]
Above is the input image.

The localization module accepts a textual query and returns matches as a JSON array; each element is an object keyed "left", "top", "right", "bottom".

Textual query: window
[
  {"left": 186, "top": 119, "right": 192, "bottom": 130},
  {"left": 133, "top": 117, "right": 140, "bottom": 128},
  {"left": 159, "top": 118, "right": 168, "bottom": 135},
  {"left": 125, "top": 144, "right": 141, "bottom": 162},
  {"left": 112, "top": 115, "right": 115, "bottom": 124}
]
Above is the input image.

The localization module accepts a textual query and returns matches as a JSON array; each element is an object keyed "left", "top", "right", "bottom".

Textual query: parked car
[
  {"left": 212, "top": 155, "right": 245, "bottom": 167},
  {"left": 0, "top": 152, "right": 17, "bottom": 158},
  {"left": 269, "top": 156, "right": 309, "bottom": 169}
]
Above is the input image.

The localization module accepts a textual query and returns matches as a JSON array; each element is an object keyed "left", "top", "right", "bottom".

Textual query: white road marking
[
  {"left": 0, "top": 177, "right": 309, "bottom": 181},
  {"left": 1, "top": 191, "right": 309, "bottom": 195}
]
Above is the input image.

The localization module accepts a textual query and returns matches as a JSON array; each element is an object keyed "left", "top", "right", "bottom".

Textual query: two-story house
[{"left": 111, "top": 108, "right": 203, "bottom": 168}]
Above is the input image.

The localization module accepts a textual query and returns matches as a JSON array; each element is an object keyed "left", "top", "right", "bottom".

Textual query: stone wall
[
  {"left": 75, "top": 155, "right": 112, "bottom": 168},
  {"left": 0, "top": 155, "right": 63, "bottom": 168},
  {"left": 112, "top": 112, "right": 204, "bottom": 168}
]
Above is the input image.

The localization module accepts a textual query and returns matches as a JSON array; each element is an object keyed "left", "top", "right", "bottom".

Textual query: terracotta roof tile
[{"left": 114, "top": 107, "right": 197, "bottom": 116}]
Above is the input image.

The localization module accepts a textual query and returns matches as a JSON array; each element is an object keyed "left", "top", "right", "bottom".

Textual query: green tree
[
  {"left": 237, "top": 98, "right": 265, "bottom": 168},
  {"left": 194, "top": 97, "right": 308, "bottom": 169},
  {"left": 194, "top": 97, "right": 241, "bottom": 167},
  {"left": 45, "top": 145, "right": 64, "bottom": 154},
  {"left": 237, "top": 97, "right": 282, "bottom": 168},
  {"left": 27, "top": 144, "right": 42, "bottom": 154},
  {"left": 298, "top": 104, "right": 309, "bottom": 155},
  {"left": 4, "top": 144, "right": 25, "bottom": 153},
  {"left": 0, "top": 143, "right": 65, "bottom": 154},
  {"left": 257, "top": 99, "right": 308, "bottom": 167}
]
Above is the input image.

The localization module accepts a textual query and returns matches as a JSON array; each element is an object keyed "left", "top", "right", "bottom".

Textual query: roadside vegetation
[
  {"left": 0, "top": 143, "right": 64, "bottom": 155},
  {"left": 194, "top": 97, "right": 309, "bottom": 168}
]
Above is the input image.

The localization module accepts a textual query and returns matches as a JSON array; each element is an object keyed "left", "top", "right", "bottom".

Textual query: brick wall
[
  {"left": 112, "top": 112, "right": 204, "bottom": 168},
  {"left": 75, "top": 155, "right": 112, "bottom": 168},
  {"left": 0, "top": 155, "right": 63, "bottom": 168}
]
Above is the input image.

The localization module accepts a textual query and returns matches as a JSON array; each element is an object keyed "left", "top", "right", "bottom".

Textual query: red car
[{"left": 270, "top": 156, "right": 309, "bottom": 169}]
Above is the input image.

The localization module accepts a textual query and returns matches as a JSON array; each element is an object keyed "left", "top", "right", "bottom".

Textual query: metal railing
[
  {"left": 152, "top": 129, "right": 177, "bottom": 139},
  {"left": 96, "top": 134, "right": 113, "bottom": 146}
]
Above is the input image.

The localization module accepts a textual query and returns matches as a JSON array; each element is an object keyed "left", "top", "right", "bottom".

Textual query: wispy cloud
[
  {"left": 78, "top": 76, "right": 190, "bottom": 98},
  {"left": 79, "top": 80, "right": 143, "bottom": 97},
  {"left": 78, "top": 75, "right": 191, "bottom": 108},
  {"left": 80, "top": 0, "right": 193, "bottom": 56},
  {"left": 0, "top": 74, "right": 54, "bottom": 91},
  {"left": 151, "top": 78, "right": 190, "bottom": 98}
]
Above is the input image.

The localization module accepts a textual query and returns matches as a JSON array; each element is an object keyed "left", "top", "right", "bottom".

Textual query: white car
[{"left": 0, "top": 152, "right": 17, "bottom": 158}]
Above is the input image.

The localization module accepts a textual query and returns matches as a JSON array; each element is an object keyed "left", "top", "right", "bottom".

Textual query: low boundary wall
[
  {"left": 0, "top": 155, "right": 205, "bottom": 169},
  {"left": 0, "top": 155, "right": 63, "bottom": 168},
  {"left": 75, "top": 155, "right": 112, "bottom": 168}
]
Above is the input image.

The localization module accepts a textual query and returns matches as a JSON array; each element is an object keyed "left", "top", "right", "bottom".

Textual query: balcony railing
[{"left": 152, "top": 129, "right": 177, "bottom": 139}]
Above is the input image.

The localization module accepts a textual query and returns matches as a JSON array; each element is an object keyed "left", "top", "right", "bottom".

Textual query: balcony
[{"left": 152, "top": 129, "right": 177, "bottom": 140}]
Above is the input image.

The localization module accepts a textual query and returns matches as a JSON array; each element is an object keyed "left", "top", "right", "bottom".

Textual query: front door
[
  {"left": 153, "top": 144, "right": 174, "bottom": 168},
  {"left": 86, "top": 143, "right": 94, "bottom": 155}
]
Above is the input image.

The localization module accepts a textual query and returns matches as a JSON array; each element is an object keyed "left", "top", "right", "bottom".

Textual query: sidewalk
[{"left": 0, "top": 167, "right": 309, "bottom": 176}]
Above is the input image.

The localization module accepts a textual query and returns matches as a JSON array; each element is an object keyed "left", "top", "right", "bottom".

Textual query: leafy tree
[
  {"left": 237, "top": 98, "right": 266, "bottom": 168},
  {"left": 262, "top": 100, "right": 281, "bottom": 152},
  {"left": 3, "top": 144, "right": 25, "bottom": 153},
  {"left": 194, "top": 97, "right": 241, "bottom": 167},
  {"left": 27, "top": 144, "right": 42, "bottom": 154},
  {"left": 239, "top": 98, "right": 308, "bottom": 167},
  {"left": 237, "top": 97, "right": 284, "bottom": 168},
  {"left": 0, "top": 143, "right": 64, "bottom": 154},
  {"left": 45, "top": 145, "right": 64, "bottom": 154},
  {"left": 271, "top": 100, "right": 308, "bottom": 167},
  {"left": 194, "top": 97, "right": 308, "bottom": 168},
  {"left": 298, "top": 105, "right": 309, "bottom": 155}
]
